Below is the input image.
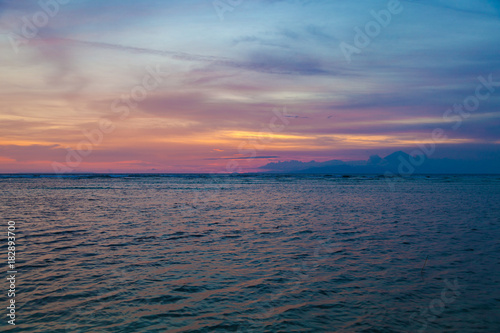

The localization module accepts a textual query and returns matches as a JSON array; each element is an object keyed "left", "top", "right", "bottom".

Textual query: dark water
[{"left": 1, "top": 174, "right": 500, "bottom": 332}]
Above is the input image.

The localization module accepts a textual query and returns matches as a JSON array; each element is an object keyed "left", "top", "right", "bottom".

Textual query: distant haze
[{"left": 260, "top": 151, "right": 500, "bottom": 175}]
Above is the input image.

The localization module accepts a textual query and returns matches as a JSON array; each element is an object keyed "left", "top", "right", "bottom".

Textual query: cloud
[
  {"left": 205, "top": 156, "right": 279, "bottom": 160},
  {"left": 1, "top": 0, "right": 500, "bottom": 172},
  {"left": 0, "top": 144, "right": 63, "bottom": 162}
]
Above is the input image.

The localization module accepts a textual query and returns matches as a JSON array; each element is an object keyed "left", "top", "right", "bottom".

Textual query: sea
[{"left": 1, "top": 174, "right": 499, "bottom": 332}]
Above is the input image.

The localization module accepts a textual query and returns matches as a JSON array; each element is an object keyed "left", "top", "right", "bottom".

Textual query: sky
[{"left": 0, "top": 0, "right": 499, "bottom": 173}]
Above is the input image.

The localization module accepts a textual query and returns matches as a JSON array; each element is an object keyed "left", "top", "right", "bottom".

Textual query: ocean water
[{"left": 1, "top": 174, "right": 500, "bottom": 332}]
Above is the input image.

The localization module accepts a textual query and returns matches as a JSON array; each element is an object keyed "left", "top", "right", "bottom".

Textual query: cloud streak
[{"left": 0, "top": 0, "right": 499, "bottom": 172}]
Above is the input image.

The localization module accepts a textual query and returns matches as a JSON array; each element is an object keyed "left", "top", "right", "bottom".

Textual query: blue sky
[{"left": 0, "top": 0, "right": 499, "bottom": 172}]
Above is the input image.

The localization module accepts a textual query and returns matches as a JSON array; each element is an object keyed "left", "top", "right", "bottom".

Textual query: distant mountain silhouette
[
  {"left": 381, "top": 151, "right": 411, "bottom": 165},
  {"left": 259, "top": 151, "right": 500, "bottom": 174}
]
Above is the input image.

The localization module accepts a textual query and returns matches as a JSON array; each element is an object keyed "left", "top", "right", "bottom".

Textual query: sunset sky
[{"left": 1, "top": 0, "right": 499, "bottom": 173}]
